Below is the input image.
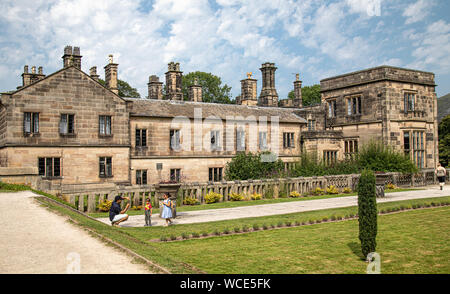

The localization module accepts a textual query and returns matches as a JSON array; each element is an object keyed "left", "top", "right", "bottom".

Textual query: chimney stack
[
  {"left": 188, "top": 78, "right": 202, "bottom": 102},
  {"left": 239, "top": 72, "right": 258, "bottom": 106},
  {"left": 258, "top": 62, "right": 278, "bottom": 107},
  {"left": 104, "top": 54, "right": 119, "bottom": 95},
  {"left": 21, "top": 65, "right": 45, "bottom": 87},
  {"left": 165, "top": 62, "right": 183, "bottom": 100},
  {"left": 293, "top": 73, "right": 303, "bottom": 108},
  {"left": 148, "top": 75, "right": 163, "bottom": 99},
  {"left": 89, "top": 66, "right": 100, "bottom": 82},
  {"left": 62, "top": 45, "right": 82, "bottom": 69}
]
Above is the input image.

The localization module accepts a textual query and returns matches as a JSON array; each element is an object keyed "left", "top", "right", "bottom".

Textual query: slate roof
[{"left": 124, "top": 98, "right": 306, "bottom": 123}]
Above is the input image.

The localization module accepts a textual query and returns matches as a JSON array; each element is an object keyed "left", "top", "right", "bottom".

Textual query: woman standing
[
  {"left": 436, "top": 163, "right": 447, "bottom": 191},
  {"left": 161, "top": 193, "right": 173, "bottom": 226}
]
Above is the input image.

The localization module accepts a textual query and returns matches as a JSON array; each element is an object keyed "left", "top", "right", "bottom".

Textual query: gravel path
[
  {"left": 0, "top": 191, "right": 152, "bottom": 274},
  {"left": 100, "top": 186, "right": 450, "bottom": 228}
]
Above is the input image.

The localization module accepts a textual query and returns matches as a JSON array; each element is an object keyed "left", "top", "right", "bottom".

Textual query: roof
[{"left": 125, "top": 98, "right": 307, "bottom": 123}]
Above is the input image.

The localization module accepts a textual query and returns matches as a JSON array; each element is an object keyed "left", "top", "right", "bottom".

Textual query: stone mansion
[{"left": 0, "top": 46, "right": 439, "bottom": 193}]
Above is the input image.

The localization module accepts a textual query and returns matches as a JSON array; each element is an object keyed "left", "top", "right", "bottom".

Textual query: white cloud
[{"left": 403, "top": 0, "right": 435, "bottom": 25}]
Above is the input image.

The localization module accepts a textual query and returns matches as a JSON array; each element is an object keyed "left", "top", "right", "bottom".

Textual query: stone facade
[{"left": 0, "top": 47, "right": 440, "bottom": 194}]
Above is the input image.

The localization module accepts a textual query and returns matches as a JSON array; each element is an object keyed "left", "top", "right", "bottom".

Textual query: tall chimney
[
  {"left": 21, "top": 65, "right": 45, "bottom": 87},
  {"left": 239, "top": 72, "right": 258, "bottom": 106},
  {"left": 293, "top": 73, "right": 303, "bottom": 108},
  {"left": 104, "top": 54, "right": 119, "bottom": 95},
  {"left": 165, "top": 62, "right": 183, "bottom": 100},
  {"left": 188, "top": 78, "right": 202, "bottom": 102},
  {"left": 258, "top": 62, "right": 278, "bottom": 107},
  {"left": 62, "top": 45, "right": 82, "bottom": 69},
  {"left": 90, "top": 66, "right": 100, "bottom": 82},
  {"left": 148, "top": 75, "right": 163, "bottom": 99}
]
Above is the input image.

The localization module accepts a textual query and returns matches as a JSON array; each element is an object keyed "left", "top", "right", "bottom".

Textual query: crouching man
[{"left": 110, "top": 195, "right": 130, "bottom": 227}]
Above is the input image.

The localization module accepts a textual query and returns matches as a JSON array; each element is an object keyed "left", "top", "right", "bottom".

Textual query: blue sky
[{"left": 1, "top": 0, "right": 449, "bottom": 99}]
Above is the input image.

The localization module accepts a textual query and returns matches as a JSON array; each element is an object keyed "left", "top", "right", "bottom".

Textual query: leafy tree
[
  {"left": 182, "top": 71, "right": 234, "bottom": 104},
  {"left": 357, "top": 169, "right": 378, "bottom": 259},
  {"left": 224, "top": 152, "right": 285, "bottom": 181},
  {"left": 98, "top": 79, "right": 141, "bottom": 98},
  {"left": 287, "top": 84, "right": 321, "bottom": 107},
  {"left": 438, "top": 114, "right": 450, "bottom": 167}
]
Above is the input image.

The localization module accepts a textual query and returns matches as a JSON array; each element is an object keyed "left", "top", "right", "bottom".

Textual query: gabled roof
[
  {"left": 1, "top": 66, "right": 126, "bottom": 102},
  {"left": 125, "top": 98, "right": 307, "bottom": 123}
]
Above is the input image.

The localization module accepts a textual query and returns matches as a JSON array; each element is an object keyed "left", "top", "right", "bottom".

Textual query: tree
[
  {"left": 439, "top": 114, "right": 450, "bottom": 167},
  {"left": 224, "top": 152, "right": 285, "bottom": 181},
  {"left": 287, "top": 84, "right": 321, "bottom": 107},
  {"left": 182, "top": 71, "right": 234, "bottom": 104},
  {"left": 357, "top": 169, "right": 378, "bottom": 259},
  {"left": 98, "top": 79, "right": 141, "bottom": 98}
]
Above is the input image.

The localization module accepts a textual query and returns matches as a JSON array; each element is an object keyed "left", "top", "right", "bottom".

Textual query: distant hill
[{"left": 438, "top": 93, "right": 450, "bottom": 122}]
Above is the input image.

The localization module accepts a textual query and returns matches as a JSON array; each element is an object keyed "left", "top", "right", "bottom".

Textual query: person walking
[
  {"left": 435, "top": 163, "right": 447, "bottom": 190},
  {"left": 161, "top": 193, "right": 173, "bottom": 226}
]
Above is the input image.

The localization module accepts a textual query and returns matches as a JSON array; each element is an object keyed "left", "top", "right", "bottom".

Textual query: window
[
  {"left": 327, "top": 100, "right": 337, "bottom": 118},
  {"left": 24, "top": 112, "right": 39, "bottom": 134},
  {"left": 136, "top": 129, "right": 147, "bottom": 147},
  {"left": 344, "top": 140, "right": 358, "bottom": 159},
  {"left": 38, "top": 157, "right": 60, "bottom": 178},
  {"left": 323, "top": 151, "right": 338, "bottom": 165},
  {"left": 136, "top": 170, "right": 148, "bottom": 185},
  {"left": 259, "top": 131, "right": 268, "bottom": 150},
  {"left": 307, "top": 120, "right": 316, "bottom": 131},
  {"left": 60, "top": 114, "right": 75, "bottom": 134},
  {"left": 283, "top": 132, "right": 295, "bottom": 148},
  {"left": 404, "top": 93, "right": 415, "bottom": 112},
  {"left": 170, "top": 168, "right": 181, "bottom": 182},
  {"left": 209, "top": 167, "right": 223, "bottom": 182},
  {"left": 99, "top": 116, "right": 112, "bottom": 135},
  {"left": 210, "top": 130, "right": 221, "bottom": 151},
  {"left": 170, "top": 129, "right": 180, "bottom": 150},
  {"left": 403, "top": 131, "right": 425, "bottom": 168},
  {"left": 236, "top": 129, "right": 246, "bottom": 151},
  {"left": 347, "top": 96, "right": 361, "bottom": 115},
  {"left": 99, "top": 157, "right": 112, "bottom": 177}
]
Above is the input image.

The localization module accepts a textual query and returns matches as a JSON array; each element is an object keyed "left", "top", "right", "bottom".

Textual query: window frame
[
  {"left": 99, "top": 115, "right": 112, "bottom": 136},
  {"left": 170, "top": 129, "right": 181, "bottom": 151},
  {"left": 283, "top": 132, "right": 295, "bottom": 149},
  {"left": 38, "top": 157, "right": 61, "bottom": 178},
  {"left": 99, "top": 156, "right": 113, "bottom": 178},
  {"left": 135, "top": 128, "right": 147, "bottom": 147},
  {"left": 210, "top": 130, "right": 221, "bottom": 151},
  {"left": 24, "top": 112, "right": 39, "bottom": 135},
  {"left": 136, "top": 169, "right": 148, "bottom": 185},
  {"left": 170, "top": 168, "right": 181, "bottom": 182},
  {"left": 59, "top": 113, "right": 75, "bottom": 135},
  {"left": 209, "top": 167, "right": 223, "bottom": 182}
]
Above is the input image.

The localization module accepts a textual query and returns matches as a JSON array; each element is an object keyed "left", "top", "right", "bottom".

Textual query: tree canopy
[
  {"left": 439, "top": 114, "right": 450, "bottom": 167},
  {"left": 98, "top": 78, "right": 141, "bottom": 98},
  {"left": 287, "top": 84, "right": 321, "bottom": 107},
  {"left": 182, "top": 71, "right": 234, "bottom": 104}
]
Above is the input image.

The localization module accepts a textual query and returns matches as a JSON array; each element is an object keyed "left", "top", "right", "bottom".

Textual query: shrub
[
  {"left": 322, "top": 217, "right": 328, "bottom": 222},
  {"left": 342, "top": 187, "right": 353, "bottom": 194},
  {"left": 170, "top": 235, "right": 177, "bottom": 241},
  {"left": 326, "top": 185, "right": 339, "bottom": 195},
  {"left": 250, "top": 193, "right": 262, "bottom": 200},
  {"left": 181, "top": 233, "right": 189, "bottom": 240},
  {"left": 252, "top": 224, "right": 260, "bottom": 230},
  {"left": 205, "top": 192, "right": 222, "bottom": 204},
  {"left": 131, "top": 205, "right": 142, "bottom": 211},
  {"left": 337, "top": 215, "right": 343, "bottom": 220},
  {"left": 230, "top": 192, "right": 245, "bottom": 201},
  {"left": 224, "top": 152, "right": 285, "bottom": 181},
  {"left": 357, "top": 169, "right": 378, "bottom": 259},
  {"left": 289, "top": 191, "right": 301, "bottom": 198},
  {"left": 213, "top": 230, "right": 221, "bottom": 236},
  {"left": 223, "top": 228, "right": 230, "bottom": 234},
  {"left": 202, "top": 231, "right": 209, "bottom": 237},
  {"left": 330, "top": 215, "right": 336, "bottom": 221},
  {"left": 160, "top": 236, "right": 167, "bottom": 242},
  {"left": 192, "top": 232, "right": 200, "bottom": 238},
  {"left": 234, "top": 227, "right": 241, "bottom": 233},
  {"left": 285, "top": 221, "right": 292, "bottom": 227},
  {"left": 385, "top": 183, "right": 397, "bottom": 190},
  {"left": 315, "top": 219, "right": 322, "bottom": 223},
  {"left": 311, "top": 187, "right": 325, "bottom": 196},
  {"left": 262, "top": 224, "right": 269, "bottom": 230},
  {"left": 309, "top": 219, "right": 315, "bottom": 224},
  {"left": 277, "top": 221, "right": 284, "bottom": 227},
  {"left": 183, "top": 197, "right": 199, "bottom": 206},
  {"left": 97, "top": 199, "right": 112, "bottom": 212},
  {"left": 295, "top": 221, "right": 301, "bottom": 226}
]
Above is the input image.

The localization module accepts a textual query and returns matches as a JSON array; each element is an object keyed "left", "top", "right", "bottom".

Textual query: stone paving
[{"left": 98, "top": 185, "right": 450, "bottom": 228}]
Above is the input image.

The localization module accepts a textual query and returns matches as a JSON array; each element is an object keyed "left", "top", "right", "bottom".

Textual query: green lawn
[
  {"left": 155, "top": 207, "right": 450, "bottom": 274},
  {"left": 88, "top": 188, "right": 421, "bottom": 218},
  {"left": 36, "top": 194, "right": 450, "bottom": 274}
]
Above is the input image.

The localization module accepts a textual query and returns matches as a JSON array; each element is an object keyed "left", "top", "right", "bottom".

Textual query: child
[{"left": 144, "top": 198, "right": 153, "bottom": 226}]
